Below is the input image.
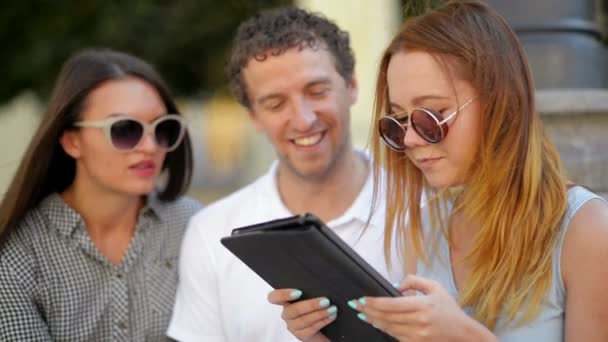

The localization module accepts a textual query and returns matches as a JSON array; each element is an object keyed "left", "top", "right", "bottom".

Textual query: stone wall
[{"left": 538, "top": 89, "right": 608, "bottom": 197}]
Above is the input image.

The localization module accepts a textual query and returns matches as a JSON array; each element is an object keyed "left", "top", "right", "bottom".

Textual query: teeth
[{"left": 293, "top": 133, "right": 323, "bottom": 147}]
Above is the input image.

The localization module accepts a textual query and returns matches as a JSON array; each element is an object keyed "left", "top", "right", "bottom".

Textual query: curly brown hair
[{"left": 226, "top": 6, "right": 355, "bottom": 108}]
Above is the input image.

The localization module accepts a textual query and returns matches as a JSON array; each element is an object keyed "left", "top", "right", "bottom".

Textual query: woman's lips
[
  {"left": 414, "top": 157, "right": 443, "bottom": 169},
  {"left": 129, "top": 160, "right": 157, "bottom": 177}
]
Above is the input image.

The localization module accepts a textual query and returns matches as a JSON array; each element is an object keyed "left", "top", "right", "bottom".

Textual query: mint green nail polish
[
  {"left": 290, "top": 290, "right": 302, "bottom": 300},
  {"left": 329, "top": 314, "right": 337, "bottom": 320},
  {"left": 347, "top": 300, "right": 357, "bottom": 310},
  {"left": 327, "top": 306, "right": 337, "bottom": 315},
  {"left": 319, "top": 298, "right": 330, "bottom": 308},
  {"left": 358, "top": 297, "right": 367, "bottom": 306},
  {"left": 358, "top": 313, "right": 367, "bottom": 321},
  {"left": 393, "top": 282, "right": 399, "bottom": 288}
]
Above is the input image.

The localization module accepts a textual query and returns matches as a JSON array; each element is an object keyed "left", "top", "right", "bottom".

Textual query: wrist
[{"left": 460, "top": 316, "right": 497, "bottom": 342}]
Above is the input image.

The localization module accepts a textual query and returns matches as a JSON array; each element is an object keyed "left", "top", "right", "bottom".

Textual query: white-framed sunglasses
[{"left": 74, "top": 114, "right": 186, "bottom": 152}]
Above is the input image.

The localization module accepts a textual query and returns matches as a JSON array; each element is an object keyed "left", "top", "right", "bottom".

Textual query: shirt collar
[
  {"left": 255, "top": 149, "right": 385, "bottom": 228},
  {"left": 327, "top": 150, "right": 385, "bottom": 228},
  {"left": 39, "top": 193, "right": 83, "bottom": 238},
  {"left": 253, "top": 161, "right": 292, "bottom": 220},
  {"left": 142, "top": 192, "right": 165, "bottom": 222},
  {"left": 39, "top": 193, "right": 163, "bottom": 238}
]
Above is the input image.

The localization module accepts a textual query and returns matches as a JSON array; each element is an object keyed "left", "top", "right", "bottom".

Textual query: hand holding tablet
[{"left": 221, "top": 214, "right": 400, "bottom": 341}]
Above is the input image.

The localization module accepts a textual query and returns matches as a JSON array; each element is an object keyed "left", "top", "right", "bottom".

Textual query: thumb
[{"left": 401, "top": 275, "right": 440, "bottom": 295}]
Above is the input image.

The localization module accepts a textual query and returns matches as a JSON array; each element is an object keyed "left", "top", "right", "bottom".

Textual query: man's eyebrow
[
  {"left": 256, "top": 78, "right": 332, "bottom": 105},
  {"left": 304, "top": 78, "right": 331, "bottom": 88}
]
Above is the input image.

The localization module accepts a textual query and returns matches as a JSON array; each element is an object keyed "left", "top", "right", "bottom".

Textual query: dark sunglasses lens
[
  {"left": 411, "top": 110, "right": 442, "bottom": 143},
  {"left": 155, "top": 118, "right": 182, "bottom": 149},
  {"left": 111, "top": 119, "right": 143, "bottom": 150},
  {"left": 379, "top": 118, "right": 406, "bottom": 150}
]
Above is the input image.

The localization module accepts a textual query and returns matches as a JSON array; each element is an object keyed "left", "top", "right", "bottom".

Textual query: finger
[
  {"left": 355, "top": 307, "right": 423, "bottom": 342},
  {"left": 366, "top": 319, "right": 413, "bottom": 342},
  {"left": 391, "top": 281, "right": 416, "bottom": 296},
  {"left": 363, "top": 305, "right": 424, "bottom": 326},
  {"left": 349, "top": 295, "right": 425, "bottom": 314},
  {"left": 289, "top": 305, "right": 338, "bottom": 331},
  {"left": 401, "top": 289, "right": 418, "bottom": 296},
  {"left": 268, "top": 288, "right": 303, "bottom": 305},
  {"left": 400, "top": 275, "right": 440, "bottom": 295},
  {"left": 349, "top": 297, "right": 420, "bottom": 324},
  {"left": 291, "top": 316, "right": 336, "bottom": 341},
  {"left": 283, "top": 297, "right": 334, "bottom": 320}
]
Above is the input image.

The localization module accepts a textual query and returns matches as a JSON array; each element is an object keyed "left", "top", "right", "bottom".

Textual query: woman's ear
[{"left": 59, "top": 130, "right": 82, "bottom": 159}]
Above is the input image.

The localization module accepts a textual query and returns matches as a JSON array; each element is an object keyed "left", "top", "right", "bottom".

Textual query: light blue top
[{"left": 417, "top": 186, "right": 604, "bottom": 341}]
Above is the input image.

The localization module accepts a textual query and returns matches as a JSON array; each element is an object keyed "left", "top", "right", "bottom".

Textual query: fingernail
[
  {"left": 373, "top": 323, "right": 379, "bottom": 329},
  {"left": 319, "top": 298, "right": 330, "bottom": 308},
  {"left": 289, "top": 290, "right": 302, "bottom": 300},
  {"left": 358, "top": 313, "right": 367, "bottom": 321},
  {"left": 358, "top": 297, "right": 367, "bottom": 306},
  {"left": 327, "top": 306, "right": 338, "bottom": 315},
  {"left": 329, "top": 314, "right": 337, "bottom": 320},
  {"left": 393, "top": 282, "right": 400, "bottom": 288},
  {"left": 347, "top": 300, "right": 357, "bottom": 310}
]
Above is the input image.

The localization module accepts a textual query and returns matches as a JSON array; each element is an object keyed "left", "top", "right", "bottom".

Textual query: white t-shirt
[{"left": 167, "top": 157, "right": 405, "bottom": 342}]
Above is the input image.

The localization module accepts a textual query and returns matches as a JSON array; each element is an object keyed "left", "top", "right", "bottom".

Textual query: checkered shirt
[{"left": 0, "top": 193, "right": 202, "bottom": 341}]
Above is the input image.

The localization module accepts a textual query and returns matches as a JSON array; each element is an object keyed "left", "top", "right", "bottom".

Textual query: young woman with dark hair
[{"left": 0, "top": 48, "right": 202, "bottom": 341}]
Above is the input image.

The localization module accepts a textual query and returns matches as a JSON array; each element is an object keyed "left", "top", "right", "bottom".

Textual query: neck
[
  {"left": 61, "top": 178, "right": 142, "bottom": 238},
  {"left": 448, "top": 187, "right": 477, "bottom": 259},
  {"left": 277, "top": 148, "right": 368, "bottom": 222}
]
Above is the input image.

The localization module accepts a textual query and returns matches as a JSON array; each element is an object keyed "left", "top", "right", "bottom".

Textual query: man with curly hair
[{"left": 167, "top": 6, "right": 404, "bottom": 341}]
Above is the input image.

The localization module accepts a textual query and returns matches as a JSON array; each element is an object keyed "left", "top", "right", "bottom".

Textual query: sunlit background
[{"left": 1, "top": 0, "right": 608, "bottom": 204}]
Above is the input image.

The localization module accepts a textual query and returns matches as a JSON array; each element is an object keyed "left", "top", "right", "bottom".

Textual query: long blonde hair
[{"left": 371, "top": 0, "right": 568, "bottom": 330}]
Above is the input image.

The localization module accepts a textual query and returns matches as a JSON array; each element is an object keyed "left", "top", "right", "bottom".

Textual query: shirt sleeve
[
  {"left": 167, "top": 213, "right": 226, "bottom": 342},
  {"left": 0, "top": 241, "right": 52, "bottom": 341}
]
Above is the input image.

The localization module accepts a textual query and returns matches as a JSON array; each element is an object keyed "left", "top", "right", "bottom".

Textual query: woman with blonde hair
[
  {"left": 355, "top": 1, "right": 608, "bottom": 341},
  {"left": 275, "top": 1, "right": 608, "bottom": 341}
]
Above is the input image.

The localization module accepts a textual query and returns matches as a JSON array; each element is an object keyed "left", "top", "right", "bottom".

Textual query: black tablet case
[{"left": 220, "top": 214, "right": 400, "bottom": 342}]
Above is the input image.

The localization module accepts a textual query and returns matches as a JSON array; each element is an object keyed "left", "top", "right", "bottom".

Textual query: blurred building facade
[{"left": 488, "top": 0, "right": 608, "bottom": 196}]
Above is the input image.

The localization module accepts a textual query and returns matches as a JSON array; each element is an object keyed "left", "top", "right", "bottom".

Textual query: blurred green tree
[
  {"left": 0, "top": 0, "right": 291, "bottom": 103},
  {"left": 402, "top": 0, "right": 445, "bottom": 18}
]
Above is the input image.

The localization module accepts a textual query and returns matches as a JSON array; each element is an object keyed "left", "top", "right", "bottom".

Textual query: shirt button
[{"left": 118, "top": 321, "right": 127, "bottom": 330}]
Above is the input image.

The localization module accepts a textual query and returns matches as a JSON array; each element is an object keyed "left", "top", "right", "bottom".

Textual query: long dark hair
[{"left": 0, "top": 48, "right": 193, "bottom": 245}]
